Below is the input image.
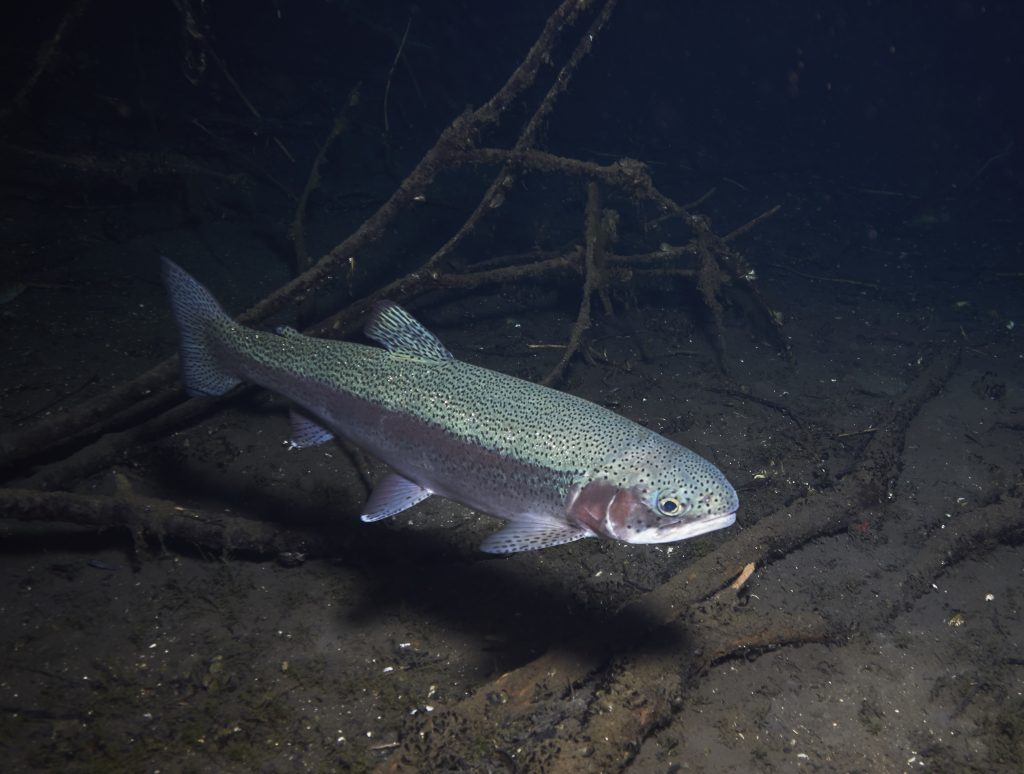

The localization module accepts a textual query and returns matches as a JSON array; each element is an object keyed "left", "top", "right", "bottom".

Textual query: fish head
[{"left": 567, "top": 436, "right": 738, "bottom": 545}]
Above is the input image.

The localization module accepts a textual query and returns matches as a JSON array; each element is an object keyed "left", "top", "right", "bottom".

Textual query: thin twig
[
  {"left": 542, "top": 182, "right": 604, "bottom": 385},
  {"left": 723, "top": 204, "right": 781, "bottom": 242},
  {"left": 206, "top": 46, "right": 295, "bottom": 163},
  {"left": 1, "top": 0, "right": 90, "bottom": 119},
  {"left": 383, "top": 16, "right": 412, "bottom": 138},
  {"left": 291, "top": 84, "right": 362, "bottom": 276},
  {"left": 771, "top": 262, "right": 879, "bottom": 289}
]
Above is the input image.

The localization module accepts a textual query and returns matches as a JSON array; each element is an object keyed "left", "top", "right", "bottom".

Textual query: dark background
[{"left": 4, "top": 0, "right": 1021, "bottom": 249}]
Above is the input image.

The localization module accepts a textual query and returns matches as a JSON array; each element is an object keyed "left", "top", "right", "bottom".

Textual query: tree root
[
  {"left": 882, "top": 494, "right": 1024, "bottom": 622},
  {"left": 0, "top": 477, "right": 318, "bottom": 560},
  {"left": 0, "top": 144, "right": 251, "bottom": 190},
  {"left": 632, "top": 492, "right": 1024, "bottom": 774}
]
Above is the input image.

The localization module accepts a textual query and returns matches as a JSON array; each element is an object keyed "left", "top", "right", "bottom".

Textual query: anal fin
[{"left": 287, "top": 410, "right": 335, "bottom": 449}]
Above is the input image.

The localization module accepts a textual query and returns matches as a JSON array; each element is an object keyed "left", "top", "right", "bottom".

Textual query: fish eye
[{"left": 657, "top": 496, "right": 684, "bottom": 516}]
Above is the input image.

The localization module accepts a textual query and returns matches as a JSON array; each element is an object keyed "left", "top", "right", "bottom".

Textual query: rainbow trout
[{"left": 162, "top": 258, "right": 738, "bottom": 553}]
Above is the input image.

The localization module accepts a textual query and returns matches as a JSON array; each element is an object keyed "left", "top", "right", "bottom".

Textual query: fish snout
[{"left": 567, "top": 481, "right": 736, "bottom": 546}]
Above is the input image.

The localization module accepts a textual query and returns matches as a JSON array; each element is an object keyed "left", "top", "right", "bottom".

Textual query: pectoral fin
[
  {"left": 480, "top": 515, "right": 593, "bottom": 554},
  {"left": 361, "top": 473, "right": 432, "bottom": 522}
]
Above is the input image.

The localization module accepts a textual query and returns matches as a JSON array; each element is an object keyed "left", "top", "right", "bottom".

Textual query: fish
[{"left": 161, "top": 257, "right": 738, "bottom": 553}]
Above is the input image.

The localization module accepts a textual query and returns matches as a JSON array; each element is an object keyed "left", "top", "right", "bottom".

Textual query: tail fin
[{"left": 161, "top": 257, "right": 242, "bottom": 397}]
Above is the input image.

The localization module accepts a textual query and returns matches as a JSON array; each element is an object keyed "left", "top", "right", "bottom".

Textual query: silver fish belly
[{"left": 162, "top": 257, "right": 739, "bottom": 553}]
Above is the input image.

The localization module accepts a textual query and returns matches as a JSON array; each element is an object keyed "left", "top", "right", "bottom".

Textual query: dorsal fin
[{"left": 364, "top": 301, "right": 453, "bottom": 361}]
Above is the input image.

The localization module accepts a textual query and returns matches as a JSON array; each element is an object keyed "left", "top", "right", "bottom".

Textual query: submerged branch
[
  {"left": 0, "top": 0, "right": 601, "bottom": 475},
  {"left": 0, "top": 484, "right": 318, "bottom": 559}
]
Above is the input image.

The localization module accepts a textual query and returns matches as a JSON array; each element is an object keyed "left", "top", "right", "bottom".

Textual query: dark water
[{"left": 1, "top": 1, "right": 1022, "bottom": 771}]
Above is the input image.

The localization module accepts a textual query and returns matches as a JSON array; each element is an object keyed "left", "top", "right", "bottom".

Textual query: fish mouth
[{"left": 625, "top": 510, "right": 737, "bottom": 544}]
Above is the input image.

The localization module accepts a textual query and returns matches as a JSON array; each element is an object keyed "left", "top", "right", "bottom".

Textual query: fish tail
[{"left": 160, "top": 257, "right": 242, "bottom": 397}]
